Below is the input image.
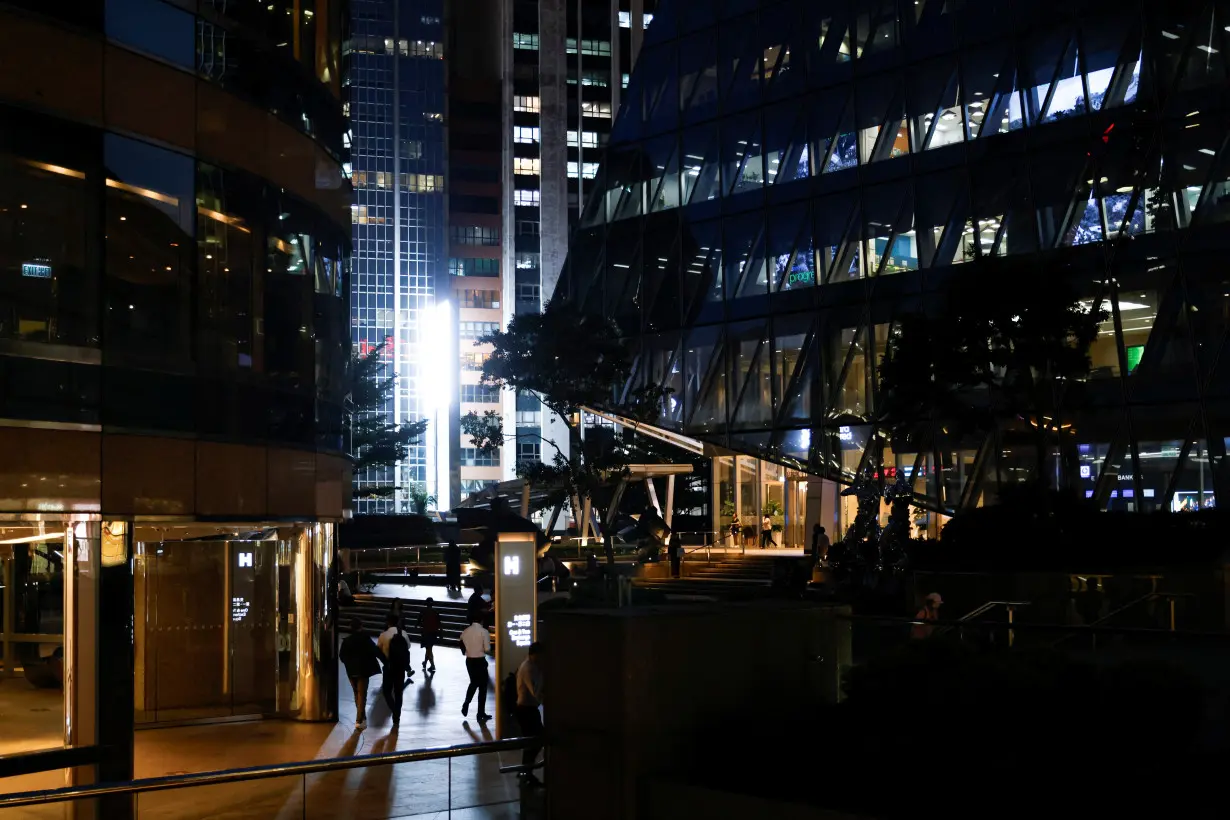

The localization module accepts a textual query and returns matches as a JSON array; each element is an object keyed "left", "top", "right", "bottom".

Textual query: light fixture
[
  {"left": 19, "top": 204, "right": 27, "bottom": 209},
  {"left": 1198, "top": 45, "right": 1219, "bottom": 54},
  {"left": 1199, "top": 148, "right": 1216, "bottom": 156}
]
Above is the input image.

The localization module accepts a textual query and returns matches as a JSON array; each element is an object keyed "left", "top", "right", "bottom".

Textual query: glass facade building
[
  {"left": 554, "top": 0, "right": 1230, "bottom": 529},
  {"left": 0, "top": 0, "right": 350, "bottom": 801},
  {"left": 349, "top": 0, "right": 447, "bottom": 513}
]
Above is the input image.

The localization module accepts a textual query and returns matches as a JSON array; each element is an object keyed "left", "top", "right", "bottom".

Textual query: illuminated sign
[
  {"left": 506, "top": 612, "right": 532, "bottom": 648},
  {"left": 21, "top": 262, "right": 51, "bottom": 279},
  {"left": 1079, "top": 465, "right": 1091, "bottom": 478},
  {"left": 238, "top": 551, "right": 253, "bottom": 568},
  {"left": 837, "top": 426, "right": 853, "bottom": 442},
  {"left": 231, "top": 596, "right": 250, "bottom": 622},
  {"left": 787, "top": 269, "right": 815, "bottom": 287},
  {"left": 503, "top": 555, "right": 520, "bottom": 576}
]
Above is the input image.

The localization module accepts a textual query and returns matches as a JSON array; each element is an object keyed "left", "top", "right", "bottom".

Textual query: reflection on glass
[
  {"left": 104, "top": 135, "right": 194, "bottom": 359},
  {"left": 0, "top": 154, "right": 96, "bottom": 347},
  {"left": 0, "top": 524, "right": 66, "bottom": 756}
]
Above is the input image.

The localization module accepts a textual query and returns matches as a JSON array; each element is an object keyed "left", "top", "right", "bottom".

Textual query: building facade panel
[{"left": 557, "top": 0, "right": 1230, "bottom": 521}]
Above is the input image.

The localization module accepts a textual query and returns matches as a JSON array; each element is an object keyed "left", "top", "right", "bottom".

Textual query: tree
[
  {"left": 461, "top": 306, "right": 670, "bottom": 563},
  {"left": 876, "top": 256, "right": 1106, "bottom": 497},
  {"left": 349, "top": 341, "right": 428, "bottom": 500}
]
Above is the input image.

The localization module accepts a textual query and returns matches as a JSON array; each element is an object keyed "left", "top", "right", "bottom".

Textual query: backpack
[
  {"left": 387, "top": 631, "right": 411, "bottom": 670},
  {"left": 502, "top": 672, "right": 519, "bottom": 716}
]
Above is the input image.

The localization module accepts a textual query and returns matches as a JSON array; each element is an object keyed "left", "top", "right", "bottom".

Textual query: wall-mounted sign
[
  {"left": 238, "top": 551, "right": 253, "bottom": 568},
  {"left": 495, "top": 533, "right": 537, "bottom": 738},
  {"left": 506, "top": 612, "right": 532, "bottom": 648},
  {"left": 837, "top": 426, "right": 853, "bottom": 442},
  {"left": 1079, "top": 465, "right": 1091, "bottom": 479},
  {"left": 21, "top": 262, "right": 51, "bottom": 279}
]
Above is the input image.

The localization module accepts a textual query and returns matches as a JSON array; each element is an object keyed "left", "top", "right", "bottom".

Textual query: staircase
[
  {"left": 634, "top": 555, "right": 778, "bottom": 599},
  {"left": 339, "top": 594, "right": 473, "bottom": 647}
]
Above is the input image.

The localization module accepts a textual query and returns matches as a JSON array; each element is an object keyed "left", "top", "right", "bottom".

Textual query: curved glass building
[
  {"left": 0, "top": 0, "right": 350, "bottom": 786},
  {"left": 554, "top": 0, "right": 1230, "bottom": 540}
]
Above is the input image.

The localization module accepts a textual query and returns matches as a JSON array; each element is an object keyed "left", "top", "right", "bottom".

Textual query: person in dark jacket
[
  {"left": 379, "top": 613, "right": 412, "bottom": 727},
  {"left": 445, "top": 541, "right": 463, "bottom": 591},
  {"left": 339, "top": 617, "right": 382, "bottom": 730},
  {"left": 418, "top": 597, "right": 442, "bottom": 672}
]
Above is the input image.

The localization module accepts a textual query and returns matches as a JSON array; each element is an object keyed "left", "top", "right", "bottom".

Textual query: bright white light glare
[{"left": 424, "top": 300, "right": 453, "bottom": 412}]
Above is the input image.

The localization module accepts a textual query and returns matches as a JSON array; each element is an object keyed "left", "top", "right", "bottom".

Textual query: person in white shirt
[
  {"left": 515, "top": 642, "right": 545, "bottom": 784},
  {"left": 459, "top": 619, "right": 491, "bottom": 722}
]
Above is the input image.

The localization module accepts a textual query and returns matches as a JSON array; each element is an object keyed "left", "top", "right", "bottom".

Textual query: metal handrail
[
  {"left": 1053, "top": 591, "right": 1195, "bottom": 648},
  {"left": 0, "top": 738, "right": 535, "bottom": 808},
  {"left": 953, "top": 600, "right": 1030, "bottom": 647},
  {"left": 835, "top": 611, "right": 1230, "bottom": 642}
]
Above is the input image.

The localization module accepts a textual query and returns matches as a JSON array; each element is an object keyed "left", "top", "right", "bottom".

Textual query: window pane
[
  {"left": 104, "top": 134, "right": 194, "bottom": 358},
  {"left": 0, "top": 147, "right": 97, "bottom": 347},
  {"left": 106, "top": 0, "right": 195, "bottom": 68}
]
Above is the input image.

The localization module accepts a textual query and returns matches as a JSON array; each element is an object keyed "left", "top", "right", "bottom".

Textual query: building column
[
  {"left": 285, "top": 523, "right": 337, "bottom": 721},
  {"left": 68, "top": 520, "right": 134, "bottom": 819}
]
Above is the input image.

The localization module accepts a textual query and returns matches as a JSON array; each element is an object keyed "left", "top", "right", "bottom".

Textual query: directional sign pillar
[{"left": 494, "top": 532, "right": 537, "bottom": 738}]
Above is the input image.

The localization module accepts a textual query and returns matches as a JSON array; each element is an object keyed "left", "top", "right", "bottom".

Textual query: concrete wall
[{"left": 541, "top": 602, "right": 852, "bottom": 820}]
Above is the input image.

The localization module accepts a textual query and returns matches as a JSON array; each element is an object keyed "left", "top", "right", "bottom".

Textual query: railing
[
  {"left": 1053, "top": 591, "right": 1194, "bottom": 649},
  {"left": 953, "top": 600, "right": 1031, "bottom": 647},
  {"left": 0, "top": 738, "right": 538, "bottom": 818}
]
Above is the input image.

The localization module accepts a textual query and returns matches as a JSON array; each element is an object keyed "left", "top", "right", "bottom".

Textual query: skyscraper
[{"left": 349, "top": 0, "right": 447, "bottom": 513}]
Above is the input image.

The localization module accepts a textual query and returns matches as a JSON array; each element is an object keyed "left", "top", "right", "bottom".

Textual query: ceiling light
[
  {"left": 1116, "top": 186, "right": 1133, "bottom": 193},
  {"left": 1199, "top": 148, "right": 1217, "bottom": 155},
  {"left": 1161, "top": 31, "right": 1179, "bottom": 39},
  {"left": 1198, "top": 45, "right": 1219, "bottom": 54}
]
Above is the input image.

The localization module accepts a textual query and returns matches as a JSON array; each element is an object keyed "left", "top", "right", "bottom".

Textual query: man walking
[
  {"left": 379, "top": 614, "right": 412, "bottom": 727},
  {"left": 515, "top": 642, "right": 545, "bottom": 787},
  {"left": 339, "top": 617, "right": 382, "bottom": 730},
  {"left": 459, "top": 617, "right": 491, "bottom": 722}
]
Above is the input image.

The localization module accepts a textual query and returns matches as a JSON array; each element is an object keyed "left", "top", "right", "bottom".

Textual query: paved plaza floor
[{"left": 0, "top": 644, "right": 527, "bottom": 819}]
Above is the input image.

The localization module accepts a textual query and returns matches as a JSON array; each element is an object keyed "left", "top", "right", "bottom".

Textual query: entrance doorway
[{"left": 134, "top": 533, "right": 282, "bottom": 725}]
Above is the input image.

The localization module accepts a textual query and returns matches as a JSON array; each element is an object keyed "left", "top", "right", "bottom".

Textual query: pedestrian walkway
[{"left": 0, "top": 647, "right": 523, "bottom": 819}]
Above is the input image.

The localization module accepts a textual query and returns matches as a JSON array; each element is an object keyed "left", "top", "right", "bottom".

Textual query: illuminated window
[
  {"left": 569, "top": 69, "right": 610, "bottom": 87},
  {"left": 515, "top": 252, "right": 540, "bottom": 270},
  {"left": 514, "top": 189, "right": 541, "bottom": 207},
  {"left": 513, "top": 32, "right": 539, "bottom": 50},
  {"left": 514, "top": 95, "right": 541, "bottom": 113},
  {"left": 566, "top": 38, "right": 611, "bottom": 56},
  {"left": 461, "top": 352, "right": 490, "bottom": 370},
  {"left": 514, "top": 157, "right": 541, "bottom": 176},
  {"left": 581, "top": 101, "right": 612, "bottom": 119},
  {"left": 514, "top": 126, "right": 541, "bottom": 144},
  {"left": 567, "top": 130, "right": 600, "bottom": 148},
  {"left": 460, "top": 289, "right": 501, "bottom": 309},
  {"left": 617, "top": 11, "right": 654, "bottom": 28},
  {"left": 567, "top": 161, "right": 600, "bottom": 179},
  {"left": 424, "top": 112, "right": 443, "bottom": 121}
]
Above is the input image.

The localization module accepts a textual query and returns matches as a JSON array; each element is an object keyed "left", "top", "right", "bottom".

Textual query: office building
[
  {"left": 554, "top": 0, "right": 1230, "bottom": 541},
  {"left": 349, "top": 0, "right": 448, "bottom": 513},
  {"left": 0, "top": 0, "right": 350, "bottom": 797},
  {"left": 446, "top": 0, "right": 658, "bottom": 504}
]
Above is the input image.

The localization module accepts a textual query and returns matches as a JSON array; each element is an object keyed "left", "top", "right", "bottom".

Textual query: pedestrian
[
  {"left": 467, "top": 581, "right": 490, "bottom": 626},
  {"left": 339, "top": 617, "right": 382, "bottom": 730},
  {"left": 728, "top": 514, "right": 741, "bottom": 548},
  {"left": 912, "top": 592, "right": 943, "bottom": 640},
  {"left": 811, "top": 524, "right": 831, "bottom": 567},
  {"left": 515, "top": 642, "right": 545, "bottom": 786},
  {"left": 386, "top": 598, "right": 405, "bottom": 627},
  {"left": 338, "top": 576, "right": 356, "bottom": 606},
  {"left": 459, "top": 616, "right": 492, "bottom": 722},
  {"left": 377, "top": 609, "right": 413, "bottom": 681},
  {"left": 761, "top": 513, "right": 776, "bottom": 548},
  {"left": 445, "top": 541, "right": 462, "bottom": 591},
  {"left": 378, "top": 613, "right": 412, "bottom": 726},
  {"left": 418, "top": 597, "right": 442, "bottom": 672}
]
